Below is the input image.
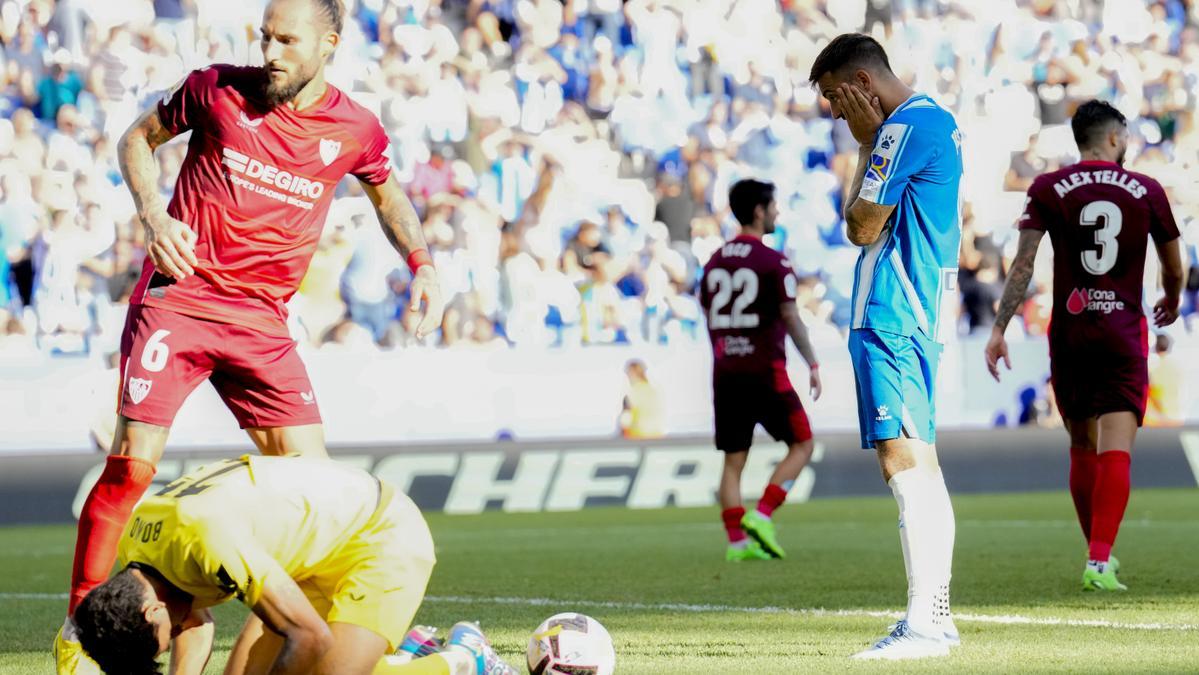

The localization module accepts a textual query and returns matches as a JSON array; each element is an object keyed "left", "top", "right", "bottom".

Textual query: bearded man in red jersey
[{"left": 54, "top": 1, "right": 444, "bottom": 671}]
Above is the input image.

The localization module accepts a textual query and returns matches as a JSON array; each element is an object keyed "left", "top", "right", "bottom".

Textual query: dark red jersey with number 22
[{"left": 701, "top": 236, "right": 799, "bottom": 374}]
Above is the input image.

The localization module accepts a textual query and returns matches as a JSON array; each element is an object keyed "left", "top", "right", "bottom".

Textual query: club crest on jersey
[
  {"left": 1066, "top": 288, "right": 1125, "bottom": 315},
  {"left": 238, "top": 111, "right": 264, "bottom": 132},
  {"left": 128, "top": 377, "right": 152, "bottom": 405},
  {"left": 319, "top": 138, "right": 342, "bottom": 166},
  {"left": 866, "top": 154, "right": 892, "bottom": 182}
]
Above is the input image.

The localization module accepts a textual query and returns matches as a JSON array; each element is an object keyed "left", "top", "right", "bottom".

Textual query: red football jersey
[
  {"left": 700, "top": 235, "right": 799, "bottom": 373},
  {"left": 130, "top": 65, "right": 393, "bottom": 336},
  {"left": 1019, "top": 160, "right": 1179, "bottom": 357}
]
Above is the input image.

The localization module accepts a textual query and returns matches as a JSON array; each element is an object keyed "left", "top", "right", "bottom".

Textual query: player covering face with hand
[
  {"left": 56, "top": 0, "right": 444, "bottom": 671},
  {"left": 812, "top": 34, "right": 963, "bottom": 660},
  {"left": 985, "top": 99, "right": 1184, "bottom": 592},
  {"left": 73, "top": 456, "right": 519, "bottom": 675}
]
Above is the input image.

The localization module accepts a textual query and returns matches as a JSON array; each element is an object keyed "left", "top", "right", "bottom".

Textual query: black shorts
[
  {"left": 1050, "top": 347, "right": 1149, "bottom": 425},
  {"left": 713, "top": 368, "right": 812, "bottom": 452}
]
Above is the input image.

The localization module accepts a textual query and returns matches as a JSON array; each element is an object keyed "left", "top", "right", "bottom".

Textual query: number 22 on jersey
[{"left": 707, "top": 268, "right": 760, "bottom": 329}]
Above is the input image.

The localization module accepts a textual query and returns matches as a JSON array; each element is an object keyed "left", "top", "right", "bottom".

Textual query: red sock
[
  {"left": 68, "top": 456, "right": 156, "bottom": 614},
  {"left": 1068, "top": 447, "right": 1098, "bottom": 541},
  {"left": 722, "top": 507, "right": 747, "bottom": 544},
  {"left": 1088, "top": 451, "right": 1131, "bottom": 563},
  {"left": 756, "top": 483, "right": 788, "bottom": 518}
]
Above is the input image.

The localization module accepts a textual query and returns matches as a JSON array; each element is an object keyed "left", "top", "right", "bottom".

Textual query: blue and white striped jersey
[{"left": 852, "top": 93, "right": 963, "bottom": 344}]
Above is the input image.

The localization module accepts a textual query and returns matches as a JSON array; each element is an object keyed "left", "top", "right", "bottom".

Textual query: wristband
[
  {"left": 407, "top": 249, "right": 433, "bottom": 273},
  {"left": 809, "top": 363, "right": 819, "bottom": 370}
]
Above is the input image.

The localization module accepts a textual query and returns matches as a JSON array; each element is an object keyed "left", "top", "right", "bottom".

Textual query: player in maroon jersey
[
  {"left": 54, "top": 0, "right": 444, "bottom": 671},
  {"left": 985, "top": 100, "right": 1184, "bottom": 591},
  {"left": 700, "top": 179, "right": 822, "bottom": 562}
]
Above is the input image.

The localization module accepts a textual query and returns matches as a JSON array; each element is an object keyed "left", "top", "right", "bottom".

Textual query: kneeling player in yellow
[{"left": 71, "top": 455, "right": 517, "bottom": 675}]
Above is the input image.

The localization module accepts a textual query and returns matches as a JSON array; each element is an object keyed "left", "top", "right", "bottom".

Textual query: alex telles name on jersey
[{"left": 1052, "top": 169, "right": 1149, "bottom": 199}]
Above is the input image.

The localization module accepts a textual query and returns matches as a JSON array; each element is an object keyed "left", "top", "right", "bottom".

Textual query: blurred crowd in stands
[{"left": 2, "top": 0, "right": 1199, "bottom": 358}]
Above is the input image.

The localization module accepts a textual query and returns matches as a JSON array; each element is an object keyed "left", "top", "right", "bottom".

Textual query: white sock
[
  {"left": 889, "top": 468, "right": 955, "bottom": 637},
  {"left": 729, "top": 539, "right": 749, "bottom": 550},
  {"left": 61, "top": 616, "right": 79, "bottom": 642},
  {"left": 439, "top": 651, "right": 476, "bottom": 675},
  {"left": 934, "top": 584, "right": 954, "bottom": 635},
  {"left": 378, "top": 652, "right": 474, "bottom": 675},
  {"left": 929, "top": 469, "right": 956, "bottom": 634}
]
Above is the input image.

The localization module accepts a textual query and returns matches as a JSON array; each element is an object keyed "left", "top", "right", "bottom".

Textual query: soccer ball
[{"left": 526, "top": 613, "right": 616, "bottom": 675}]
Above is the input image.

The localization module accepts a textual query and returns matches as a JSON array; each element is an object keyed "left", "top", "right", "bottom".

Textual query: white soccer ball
[{"left": 526, "top": 613, "right": 616, "bottom": 675}]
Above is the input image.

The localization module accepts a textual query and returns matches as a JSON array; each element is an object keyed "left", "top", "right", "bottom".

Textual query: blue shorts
[{"left": 848, "top": 329, "right": 942, "bottom": 450}]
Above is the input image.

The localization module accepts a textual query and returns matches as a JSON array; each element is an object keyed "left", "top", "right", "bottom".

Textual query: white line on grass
[
  {"left": 433, "top": 519, "right": 1194, "bottom": 540},
  {"left": 4, "top": 592, "right": 1195, "bottom": 632},
  {"left": 423, "top": 595, "right": 1199, "bottom": 632}
]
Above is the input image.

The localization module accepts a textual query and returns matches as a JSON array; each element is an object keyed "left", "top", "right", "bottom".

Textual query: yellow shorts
[{"left": 297, "top": 483, "right": 436, "bottom": 651}]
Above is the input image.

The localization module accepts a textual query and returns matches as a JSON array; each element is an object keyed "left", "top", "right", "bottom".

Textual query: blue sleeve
[{"left": 859, "top": 120, "right": 937, "bottom": 206}]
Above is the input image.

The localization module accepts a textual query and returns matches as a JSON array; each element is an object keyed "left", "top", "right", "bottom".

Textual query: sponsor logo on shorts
[
  {"left": 1066, "top": 288, "right": 1126, "bottom": 315},
  {"left": 875, "top": 405, "right": 893, "bottom": 422},
  {"left": 300, "top": 391, "right": 316, "bottom": 405},
  {"left": 128, "top": 377, "right": 153, "bottom": 405}
]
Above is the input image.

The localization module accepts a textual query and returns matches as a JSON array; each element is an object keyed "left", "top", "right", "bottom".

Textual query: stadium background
[
  {"left": 1, "top": 1, "right": 1198, "bottom": 673},
  {"left": 2, "top": 0, "right": 1199, "bottom": 513}
]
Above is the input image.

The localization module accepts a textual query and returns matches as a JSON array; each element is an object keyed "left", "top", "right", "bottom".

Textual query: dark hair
[
  {"left": 728, "top": 179, "right": 775, "bottom": 227},
  {"left": 312, "top": 0, "right": 344, "bottom": 34},
  {"left": 75, "top": 568, "right": 162, "bottom": 675},
  {"left": 808, "top": 33, "right": 893, "bottom": 83},
  {"left": 1071, "top": 99, "right": 1126, "bottom": 151}
]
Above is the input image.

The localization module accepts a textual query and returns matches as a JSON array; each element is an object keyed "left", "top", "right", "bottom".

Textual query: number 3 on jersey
[
  {"left": 1081, "top": 200, "right": 1121, "bottom": 275},
  {"left": 707, "top": 268, "right": 759, "bottom": 329}
]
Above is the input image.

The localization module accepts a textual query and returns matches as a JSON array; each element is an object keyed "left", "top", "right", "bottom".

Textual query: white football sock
[
  {"left": 377, "top": 652, "right": 473, "bottom": 675},
  {"left": 61, "top": 616, "right": 79, "bottom": 641},
  {"left": 934, "top": 584, "right": 954, "bottom": 636},
  {"left": 889, "top": 468, "right": 955, "bottom": 637},
  {"left": 929, "top": 470, "right": 956, "bottom": 633}
]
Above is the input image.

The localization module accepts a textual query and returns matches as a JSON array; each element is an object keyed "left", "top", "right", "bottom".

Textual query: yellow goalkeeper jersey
[{"left": 117, "top": 455, "right": 390, "bottom": 609}]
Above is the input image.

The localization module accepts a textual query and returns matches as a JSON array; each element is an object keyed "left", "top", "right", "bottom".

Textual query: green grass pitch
[{"left": 1, "top": 489, "right": 1197, "bottom": 673}]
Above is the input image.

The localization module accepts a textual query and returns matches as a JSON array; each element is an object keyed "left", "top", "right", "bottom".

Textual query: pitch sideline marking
[{"left": 4, "top": 592, "right": 1195, "bottom": 632}]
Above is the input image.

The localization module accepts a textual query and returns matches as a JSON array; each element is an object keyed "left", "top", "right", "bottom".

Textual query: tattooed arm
[
  {"left": 118, "top": 106, "right": 176, "bottom": 220},
  {"left": 993, "top": 229, "right": 1046, "bottom": 334},
  {"left": 118, "top": 106, "right": 197, "bottom": 279},
  {"left": 362, "top": 175, "right": 445, "bottom": 338},
  {"left": 984, "top": 228, "right": 1045, "bottom": 380}
]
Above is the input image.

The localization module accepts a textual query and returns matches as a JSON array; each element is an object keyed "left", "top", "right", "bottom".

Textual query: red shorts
[
  {"left": 118, "top": 305, "right": 322, "bottom": 429},
  {"left": 1050, "top": 346, "right": 1148, "bottom": 425},
  {"left": 712, "top": 366, "right": 812, "bottom": 452}
]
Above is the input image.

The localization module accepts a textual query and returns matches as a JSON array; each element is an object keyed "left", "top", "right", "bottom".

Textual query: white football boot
[{"left": 852, "top": 620, "right": 950, "bottom": 660}]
